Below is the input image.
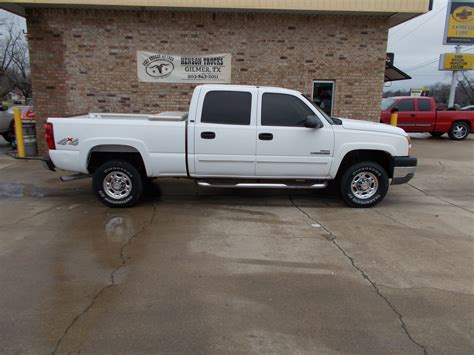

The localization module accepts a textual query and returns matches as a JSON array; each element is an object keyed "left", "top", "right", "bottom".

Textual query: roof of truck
[{"left": 197, "top": 84, "right": 301, "bottom": 93}]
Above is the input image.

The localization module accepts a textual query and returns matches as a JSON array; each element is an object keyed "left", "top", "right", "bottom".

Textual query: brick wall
[{"left": 26, "top": 9, "right": 389, "bottom": 154}]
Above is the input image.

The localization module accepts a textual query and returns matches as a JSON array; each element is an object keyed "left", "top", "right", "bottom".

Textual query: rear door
[
  {"left": 413, "top": 98, "right": 435, "bottom": 131},
  {"left": 255, "top": 89, "right": 334, "bottom": 178},
  {"left": 194, "top": 87, "right": 257, "bottom": 177}
]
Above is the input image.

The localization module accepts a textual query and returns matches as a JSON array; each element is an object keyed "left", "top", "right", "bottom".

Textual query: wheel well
[
  {"left": 87, "top": 145, "right": 146, "bottom": 175},
  {"left": 336, "top": 150, "right": 393, "bottom": 178},
  {"left": 451, "top": 120, "right": 471, "bottom": 129}
]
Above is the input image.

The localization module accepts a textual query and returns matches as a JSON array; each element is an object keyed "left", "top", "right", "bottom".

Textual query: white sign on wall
[{"left": 137, "top": 51, "right": 232, "bottom": 84}]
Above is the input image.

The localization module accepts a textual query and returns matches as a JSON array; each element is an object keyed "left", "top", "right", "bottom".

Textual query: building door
[
  {"left": 255, "top": 89, "right": 334, "bottom": 179},
  {"left": 313, "top": 81, "right": 335, "bottom": 116},
  {"left": 194, "top": 87, "right": 258, "bottom": 177}
]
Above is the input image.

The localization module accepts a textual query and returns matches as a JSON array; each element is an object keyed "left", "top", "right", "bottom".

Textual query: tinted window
[
  {"left": 201, "top": 91, "right": 252, "bottom": 125},
  {"left": 418, "top": 99, "right": 432, "bottom": 112},
  {"left": 381, "top": 98, "right": 396, "bottom": 111},
  {"left": 262, "top": 93, "right": 314, "bottom": 127},
  {"left": 395, "top": 99, "right": 415, "bottom": 112}
]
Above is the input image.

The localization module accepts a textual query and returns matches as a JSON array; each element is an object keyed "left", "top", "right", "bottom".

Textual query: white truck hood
[{"left": 338, "top": 118, "right": 407, "bottom": 136}]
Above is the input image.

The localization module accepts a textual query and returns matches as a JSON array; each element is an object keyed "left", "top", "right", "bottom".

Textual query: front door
[
  {"left": 194, "top": 87, "right": 257, "bottom": 177},
  {"left": 255, "top": 89, "right": 334, "bottom": 179},
  {"left": 393, "top": 98, "right": 421, "bottom": 132}
]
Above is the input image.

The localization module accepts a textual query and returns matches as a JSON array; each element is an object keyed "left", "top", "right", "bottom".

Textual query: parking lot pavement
[{"left": 0, "top": 134, "right": 473, "bottom": 354}]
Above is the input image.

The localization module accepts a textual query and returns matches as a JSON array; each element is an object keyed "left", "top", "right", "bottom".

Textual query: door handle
[
  {"left": 410, "top": 114, "right": 416, "bottom": 118},
  {"left": 259, "top": 133, "right": 273, "bottom": 141},
  {"left": 201, "top": 131, "right": 216, "bottom": 139}
]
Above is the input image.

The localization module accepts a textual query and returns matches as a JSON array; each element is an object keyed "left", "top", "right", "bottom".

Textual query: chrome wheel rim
[
  {"left": 351, "top": 172, "right": 379, "bottom": 200},
  {"left": 453, "top": 125, "right": 467, "bottom": 139},
  {"left": 103, "top": 171, "right": 132, "bottom": 200}
]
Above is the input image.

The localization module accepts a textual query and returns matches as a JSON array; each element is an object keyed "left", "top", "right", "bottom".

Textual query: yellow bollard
[
  {"left": 390, "top": 112, "right": 398, "bottom": 127},
  {"left": 13, "top": 107, "right": 25, "bottom": 158}
]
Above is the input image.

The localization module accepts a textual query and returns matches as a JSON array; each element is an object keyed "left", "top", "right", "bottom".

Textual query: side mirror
[
  {"left": 391, "top": 108, "right": 399, "bottom": 114},
  {"left": 305, "top": 115, "right": 323, "bottom": 129}
]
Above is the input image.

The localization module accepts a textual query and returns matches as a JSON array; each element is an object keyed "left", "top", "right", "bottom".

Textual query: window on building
[
  {"left": 312, "top": 81, "right": 335, "bottom": 116},
  {"left": 417, "top": 99, "right": 432, "bottom": 112},
  {"left": 395, "top": 99, "right": 415, "bottom": 112},
  {"left": 262, "top": 93, "right": 314, "bottom": 127},
  {"left": 201, "top": 91, "right": 252, "bottom": 125}
]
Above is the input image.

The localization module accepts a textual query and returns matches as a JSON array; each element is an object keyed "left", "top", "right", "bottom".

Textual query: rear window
[
  {"left": 201, "top": 91, "right": 252, "bottom": 125},
  {"left": 418, "top": 99, "right": 432, "bottom": 112},
  {"left": 394, "top": 99, "right": 415, "bottom": 112}
]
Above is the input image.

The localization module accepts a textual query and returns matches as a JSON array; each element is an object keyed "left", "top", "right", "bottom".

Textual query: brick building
[{"left": 1, "top": 0, "right": 432, "bottom": 154}]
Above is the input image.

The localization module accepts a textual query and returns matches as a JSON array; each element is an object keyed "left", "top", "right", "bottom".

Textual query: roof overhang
[
  {"left": 385, "top": 63, "right": 411, "bottom": 82},
  {"left": 0, "top": 0, "right": 432, "bottom": 26}
]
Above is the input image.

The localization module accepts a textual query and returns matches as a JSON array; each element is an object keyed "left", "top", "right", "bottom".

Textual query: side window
[
  {"left": 262, "top": 93, "right": 314, "bottom": 127},
  {"left": 394, "top": 99, "right": 415, "bottom": 112},
  {"left": 418, "top": 99, "right": 432, "bottom": 112},
  {"left": 201, "top": 91, "right": 252, "bottom": 125}
]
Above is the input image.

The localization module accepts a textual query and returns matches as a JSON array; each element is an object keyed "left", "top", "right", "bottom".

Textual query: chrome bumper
[{"left": 392, "top": 157, "right": 417, "bottom": 185}]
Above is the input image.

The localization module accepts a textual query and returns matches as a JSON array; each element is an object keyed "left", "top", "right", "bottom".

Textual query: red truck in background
[{"left": 380, "top": 97, "right": 474, "bottom": 140}]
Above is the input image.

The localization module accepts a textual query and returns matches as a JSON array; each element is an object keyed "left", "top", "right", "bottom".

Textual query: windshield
[
  {"left": 301, "top": 95, "right": 334, "bottom": 124},
  {"left": 381, "top": 98, "right": 396, "bottom": 111}
]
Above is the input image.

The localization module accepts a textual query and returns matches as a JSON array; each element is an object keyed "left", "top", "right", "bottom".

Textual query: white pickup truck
[{"left": 43, "top": 84, "right": 417, "bottom": 208}]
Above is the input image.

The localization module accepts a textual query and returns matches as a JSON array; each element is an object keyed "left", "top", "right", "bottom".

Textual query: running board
[
  {"left": 60, "top": 174, "right": 92, "bottom": 182},
  {"left": 196, "top": 181, "right": 328, "bottom": 189}
]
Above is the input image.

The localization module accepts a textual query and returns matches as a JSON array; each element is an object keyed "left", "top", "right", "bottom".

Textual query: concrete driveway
[{"left": 0, "top": 135, "right": 473, "bottom": 354}]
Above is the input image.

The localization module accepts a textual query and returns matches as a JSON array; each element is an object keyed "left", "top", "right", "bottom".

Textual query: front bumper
[
  {"left": 41, "top": 155, "right": 56, "bottom": 172},
  {"left": 392, "top": 156, "right": 417, "bottom": 185}
]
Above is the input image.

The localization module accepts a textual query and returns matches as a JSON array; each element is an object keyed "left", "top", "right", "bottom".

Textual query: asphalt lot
[{"left": 0, "top": 135, "right": 473, "bottom": 354}]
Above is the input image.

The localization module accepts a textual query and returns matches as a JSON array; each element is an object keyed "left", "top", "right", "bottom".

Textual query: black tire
[
  {"left": 340, "top": 162, "right": 389, "bottom": 208},
  {"left": 448, "top": 122, "right": 470, "bottom": 141},
  {"left": 430, "top": 132, "right": 444, "bottom": 138},
  {"left": 92, "top": 160, "right": 143, "bottom": 208},
  {"left": 1, "top": 132, "right": 12, "bottom": 143}
]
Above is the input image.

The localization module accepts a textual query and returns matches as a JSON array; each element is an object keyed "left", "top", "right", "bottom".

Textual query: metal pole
[
  {"left": 448, "top": 45, "right": 462, "bottom": 108},
  {"left": 13, "top": 107, "right": 25, "bottom": 158}
]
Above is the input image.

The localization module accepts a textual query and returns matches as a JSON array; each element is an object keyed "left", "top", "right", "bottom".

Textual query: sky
[
  {"left": 0, "top": 0, "right": 471, "bottom": 92},
  {"left": 386, "top": 0, "right": 473, "bottom": 91}
]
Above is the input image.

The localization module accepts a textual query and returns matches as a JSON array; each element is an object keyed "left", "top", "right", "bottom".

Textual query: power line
[
  {"left": 390, "top": 5, "right": 447, "bottom": 47},
  {"left": 403, "top": 47, "right": 474, "bottom": 72}
]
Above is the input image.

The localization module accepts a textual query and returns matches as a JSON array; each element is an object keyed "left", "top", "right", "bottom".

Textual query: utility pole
[{"left": 448, "top": 45, "right": 462, "bottom": 108}]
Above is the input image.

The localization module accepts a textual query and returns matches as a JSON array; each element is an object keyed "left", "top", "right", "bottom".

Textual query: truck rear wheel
[
  {"left": 448, "top": 122, "right": 469, "bottom": 141},
  {"left": 92, "top": 160, "right": 143, "bottom": 208},
  {"left": 340, "top": 162, "right": 389, "bottom": 208}
]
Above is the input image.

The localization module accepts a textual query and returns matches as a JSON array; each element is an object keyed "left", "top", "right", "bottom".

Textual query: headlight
[{"left": 406, "top": 136, "right": 412, "bottom": 156}]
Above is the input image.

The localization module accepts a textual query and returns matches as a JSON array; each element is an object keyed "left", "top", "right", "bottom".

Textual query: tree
[
  {"left": 457, "top": 72, "right": 474, "bottom": 106},
  {"left": 0, "top": 12, "right": 31, "bottom": 100}
]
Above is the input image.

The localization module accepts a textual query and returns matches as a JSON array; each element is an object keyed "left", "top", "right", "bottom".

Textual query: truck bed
[{"left": 48, "top": 111, "right": 189, "bottom": 177}]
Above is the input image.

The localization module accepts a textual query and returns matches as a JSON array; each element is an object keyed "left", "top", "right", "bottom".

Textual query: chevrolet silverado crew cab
[
  {"left": 381, "top": 96, "right": 474, "bottom": 140},
  {"left": 43, "top": 85, "right": 417, "bottom": 208}
]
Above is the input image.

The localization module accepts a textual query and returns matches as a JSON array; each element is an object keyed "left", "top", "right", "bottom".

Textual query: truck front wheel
[
  {"left": 340, "top": 162, "right": 389, "bottom": 208},
  {"left": 448, "top": 122, "right": 469, "bottom": 141},
  {"left": 1, "top": 132, "right": 12, "bottom": 143},
  {"left": 92, "top": 160, "right": 143, "bottom": 208}
]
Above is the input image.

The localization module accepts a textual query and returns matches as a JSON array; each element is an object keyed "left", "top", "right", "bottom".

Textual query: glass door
[{"left": 312, "top": 81, "right": 335, "bottom": 116}]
